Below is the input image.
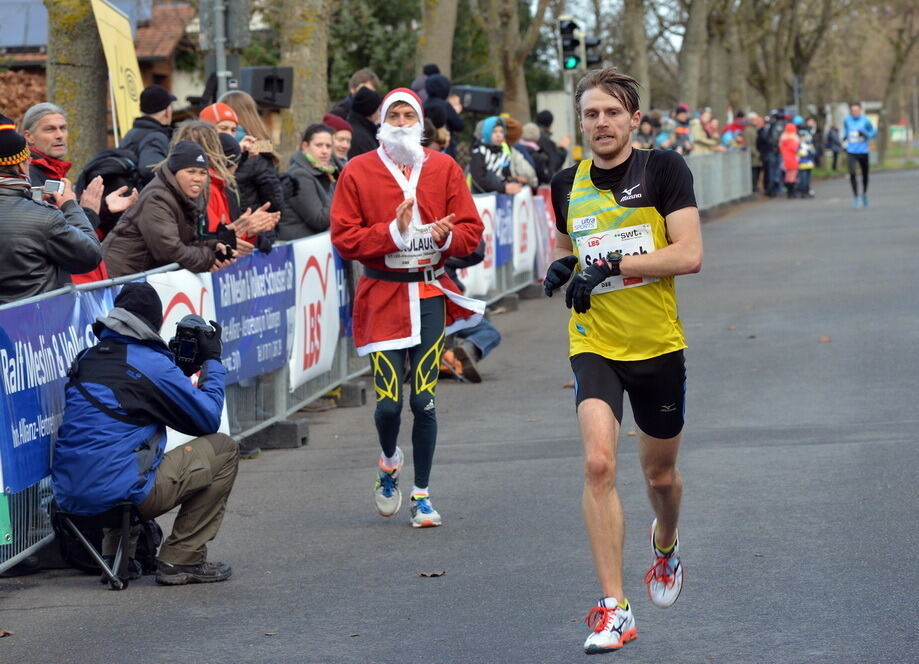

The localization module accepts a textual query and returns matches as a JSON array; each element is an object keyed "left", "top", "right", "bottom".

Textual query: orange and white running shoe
[
  {"left": 583, "top": 599, "right": 637, "bottom": 654},
  {"left": 409, "top": 495, "right": 442, "bottom": 528},
  {"left": 373, "top": 448, "right": 403, "bottom": 517},
  {"left": 645, "top": 518, "right": 684, "bottom": 608}
]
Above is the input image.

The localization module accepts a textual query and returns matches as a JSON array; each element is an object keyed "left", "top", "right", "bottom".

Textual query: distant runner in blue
[{"left": 843, "top": 102, "right": 876, "bottom": 208}]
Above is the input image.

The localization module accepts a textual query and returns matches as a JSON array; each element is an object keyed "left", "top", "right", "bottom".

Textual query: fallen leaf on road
[
  {"left": 727, "top": 325, "right": 737, "bottom": 331},
  {"left": 627, "top": 430, "right": 636, "bottom": 437},
  {"left": 527, "top": 418, "right": 537, "bottom": 422},
  {"left": 747, "top": 335, "right": 756, "bottom": 339},
  {"left": 265, "top": 632, "right": 278, "bottom": 637},
  {"left": 0, "top": 629, "right": 12, "bottom": 637},
  {"left": 818, "top": 336, "right": 832, "bottom": 343},
  {"left": 562, "top": 380, "right": 574, "bottom": 389},
  {"left": 745, "top": 305, "right": 755, "bottom": 310},
  {"left": 350, "top": 634, "right": 360, "bottom": 637},
  {"left": 420, "top": 570, "right": 446, "bottom": 577}
]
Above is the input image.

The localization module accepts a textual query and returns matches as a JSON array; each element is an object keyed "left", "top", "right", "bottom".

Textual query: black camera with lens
[{"left": 168, "top": 314, "right": 218, "bottom": 375}]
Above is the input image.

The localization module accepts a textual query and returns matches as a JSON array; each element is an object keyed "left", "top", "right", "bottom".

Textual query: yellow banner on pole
[{"left": 91, "top": 0, "right": 142, "bottom": 140}]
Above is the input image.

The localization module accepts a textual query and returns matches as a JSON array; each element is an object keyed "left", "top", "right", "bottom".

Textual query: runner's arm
[
  {"left": 554, "top": 232, "right": 574, "bottom": 260},
  {"left": 619, "top": 206, "right": 702, "bottom": 278}
]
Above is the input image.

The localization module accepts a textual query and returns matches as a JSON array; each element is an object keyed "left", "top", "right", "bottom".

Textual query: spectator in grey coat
[{"left": 279, "top": 124, "right": 338, "bottom": 239}]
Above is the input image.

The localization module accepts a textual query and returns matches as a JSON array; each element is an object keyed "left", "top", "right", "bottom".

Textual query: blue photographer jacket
[{"left": 52, "top": 308, "right": 226, "bottom": 515}]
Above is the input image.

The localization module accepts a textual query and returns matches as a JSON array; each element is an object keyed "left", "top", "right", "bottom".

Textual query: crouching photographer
[{"left": 51, "top": 282, "right": 240, "bottom": 586}]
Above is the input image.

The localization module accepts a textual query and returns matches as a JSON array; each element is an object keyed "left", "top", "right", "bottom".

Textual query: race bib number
[
  {"left": 385, "top": 225, "right": 442, "bottom": 269},
  {"left": 848, "top": 130, "right": 862, "bottom": 142},
  {"left": 575, "top": 223, "right": 658, "bottom": 293}
]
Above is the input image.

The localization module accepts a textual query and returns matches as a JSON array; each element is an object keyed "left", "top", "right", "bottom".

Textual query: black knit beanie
[
  {"left": 167, "top": 140, "right": 209, "bottom": 173},
  {"left": 351, "top": 87, "right": 382, "bottom": 117},
  {"left": 114, "top": 282, "right": 163, "bottom": 332}
]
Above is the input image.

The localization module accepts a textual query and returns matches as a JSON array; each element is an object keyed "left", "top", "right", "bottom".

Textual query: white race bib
[
  {"left": 575, "top": 223, "right": 658, "bottom": 293},
  {"left": 385, "top": 224, "right": 442, "bottom": 269},
  {"left": 848, "top": 130, "right": 862, "bottom": 142}
]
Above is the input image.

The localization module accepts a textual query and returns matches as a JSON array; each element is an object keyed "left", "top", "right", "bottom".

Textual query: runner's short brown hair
[{"left": 575, "top": 69, "right": 640, "bottom": 117}]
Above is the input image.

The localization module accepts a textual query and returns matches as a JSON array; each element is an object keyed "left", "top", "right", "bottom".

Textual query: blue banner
[
  {"left": 0, "top": 287, "right": 115, "bottom": 493},
  {"left": 212, "top": 247, "right": 296, "bottom": 385},
  {"left": 333, "top": 249, "right": 353, "bottom": 338},
  {"left": 494, "top": 194, "right": 514, "bottom": 267}
]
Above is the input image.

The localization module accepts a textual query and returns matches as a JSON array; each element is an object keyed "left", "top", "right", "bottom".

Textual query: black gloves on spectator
[
  {"left": 565, "top": 257, "right": 621, "bottom": 314},
  {"left": 544, "top": 255, "right": 579, "bottom": 297},
  {"left": 200, "top": 321, "right": 223, "bottom": 362}
]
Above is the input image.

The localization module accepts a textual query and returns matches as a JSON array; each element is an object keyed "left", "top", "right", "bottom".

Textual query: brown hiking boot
[{"left": 155, "top": 559, "right": 232, "bottom": 585}]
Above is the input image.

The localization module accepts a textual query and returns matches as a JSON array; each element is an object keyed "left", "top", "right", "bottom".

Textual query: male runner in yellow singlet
[{"left": 543, "top": 69, "right": 703, "bottom": 654}]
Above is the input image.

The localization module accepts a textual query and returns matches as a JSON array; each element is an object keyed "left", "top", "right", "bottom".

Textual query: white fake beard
[{"left": 377, "top": 122, "right": 425, "bottom": 168}]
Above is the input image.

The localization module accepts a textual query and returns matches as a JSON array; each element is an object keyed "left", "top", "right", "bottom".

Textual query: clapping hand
[
  {"left": 105, "top": 185, "right": 139, "bottom": 214},
  {"left": 78, "top": 176, "right": 104, "bottom": 213}
]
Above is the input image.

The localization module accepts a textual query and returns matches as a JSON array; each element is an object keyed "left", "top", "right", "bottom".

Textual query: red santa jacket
[{"left": 331, "top": 147, "right": 485, "bottom": 355}]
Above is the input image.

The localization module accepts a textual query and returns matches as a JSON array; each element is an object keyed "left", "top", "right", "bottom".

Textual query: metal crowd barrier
[
  {"left": 685, "top": 149, "right": 753, "bottom": 211},
  {"left": 0, "top": 151, "right": 751, "bottom": 572}
]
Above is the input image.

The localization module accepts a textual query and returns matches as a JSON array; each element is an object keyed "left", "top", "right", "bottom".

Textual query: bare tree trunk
[
  {"left": 623, "top": 0, "right": 651, "bottom": 111},
  {"left": 706, "top": 7, "right": 730, "bottom": 117},
  {"left": 469, "top": 0, "right": 552, "bottom": 122},
  {"left": 44, "top": 0, "right": 107, "bottom": 175},
  {"left": 677, "top": 0, "right": 707, "bottom": 109},
  {"left": 417, "top": 0, "right": 459, "bottom": 78},
  {"left": 278, "top": 0, "right": 332, "bottom": 164},
  {"left": 877, "top": 10, "right": 919, "bottom": 165},
  {"left": 725, "top": 13, "right": 748, "bottom": 112}
]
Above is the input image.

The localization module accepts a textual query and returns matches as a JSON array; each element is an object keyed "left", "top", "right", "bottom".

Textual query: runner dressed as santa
[{"left": 331, "top": 88, "right": 484, "bottom": 528}]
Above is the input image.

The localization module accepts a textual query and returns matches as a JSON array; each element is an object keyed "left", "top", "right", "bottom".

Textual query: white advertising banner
[
  {"left": 512, "top": 187, "right": 536, "bottom": 275},
  {"left": 461, "top": 195, "right": 498, "bottom": 297},
  {"left": 289, "top": 232, "right": 341, "bottom": 391},
  {"left": 146, "top": 270, "right": 230, "bottom": 451}
]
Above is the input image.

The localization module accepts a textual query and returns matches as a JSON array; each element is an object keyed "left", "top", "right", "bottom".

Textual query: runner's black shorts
[{"left": 570, "top": 350, "right": 686, "bottom": 439}]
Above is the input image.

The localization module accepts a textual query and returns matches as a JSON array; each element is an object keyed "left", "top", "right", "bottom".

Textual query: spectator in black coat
[
  {"left": 423, "top": 74, "right": 464, "bottom": 158},
  {"left": 346, "top": 87, "right": 382, "bottom": 159},
  {"left": 219, "top": 90, "right": 285, "bottom": 216},
  {"left": 120, "top": 85, "right": 175, "bottom": 185},
  {"left": 329, "top": 68, "right": 380, "bottom": 120},
  {"left": 535, "top": 110, "right": 570, "bottom": 176}
]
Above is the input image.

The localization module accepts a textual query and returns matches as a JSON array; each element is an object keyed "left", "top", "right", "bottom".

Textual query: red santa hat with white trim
[{"left": 380, "top": 88, "right": 424, "bottom": 122}]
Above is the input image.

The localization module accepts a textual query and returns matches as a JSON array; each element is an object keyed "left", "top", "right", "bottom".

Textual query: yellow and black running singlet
[{"left": 550, "top": 149, "right": 697, "bottom": 361}]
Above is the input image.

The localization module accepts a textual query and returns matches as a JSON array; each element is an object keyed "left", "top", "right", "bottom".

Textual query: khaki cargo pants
[{"left": 102, "top": 433, "right": 239, "bottom": 566}]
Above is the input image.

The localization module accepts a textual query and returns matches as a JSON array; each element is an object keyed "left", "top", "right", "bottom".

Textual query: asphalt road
[{"left": 2, "top": 170, "right": 918, "bottom": 663}]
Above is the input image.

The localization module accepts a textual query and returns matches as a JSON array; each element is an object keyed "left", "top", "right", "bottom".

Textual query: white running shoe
[
  {"left": 644, "top": 518, "right": 684, "bottom": 608},
  {"left": 583, "top": 599, "right": 637, "bottom": 654},
  {"left": 409, "top": 495, "right": 442, "bottom": 528},
  {"left": 373, "top": 450, "right": 403, "bottom": 517}
]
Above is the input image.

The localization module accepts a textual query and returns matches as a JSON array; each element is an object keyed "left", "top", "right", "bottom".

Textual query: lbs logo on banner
[{"left": 290, "top": 233, "right": 340, "bottom": 391}]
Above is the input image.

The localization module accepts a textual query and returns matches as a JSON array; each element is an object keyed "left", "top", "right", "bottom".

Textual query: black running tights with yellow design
[{"left": 370, "top": 296, "right": 445, "bottom": 489}]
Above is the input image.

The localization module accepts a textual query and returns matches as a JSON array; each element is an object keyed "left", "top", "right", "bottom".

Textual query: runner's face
[
  {"left": 25, "top": 113, "right": 68, "bottom": 159},
  {"left": 385, "top": 104, "right": 418, "bottom": 128},
  {"left": 579, "top": 88, "right": 640, "bottom": 165},
  {"left": 850, "top": 104, "right": 862, "bottom": 118},
  {"left": 175, "top": 167, "right": 208, "bottom": 198}
]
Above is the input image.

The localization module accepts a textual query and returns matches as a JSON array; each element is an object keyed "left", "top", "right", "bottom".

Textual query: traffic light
[
  {"left": 558, "top": 17, "right": 583, "bottom": 71},
  {"left": 584, "top": 36, "right": 603, "bottom": 67}
]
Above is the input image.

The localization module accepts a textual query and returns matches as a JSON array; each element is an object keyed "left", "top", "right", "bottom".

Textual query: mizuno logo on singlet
[{"left": 620, "top": 184, "right": 642, "bottom": 202}]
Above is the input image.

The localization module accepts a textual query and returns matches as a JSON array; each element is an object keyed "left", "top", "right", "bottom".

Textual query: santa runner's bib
[
  {"left": 385, "top": 224, "right": 442, "bottom": 268},
  {"left": 574, "top": 222, "right": 658, "bottom": 293}
]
